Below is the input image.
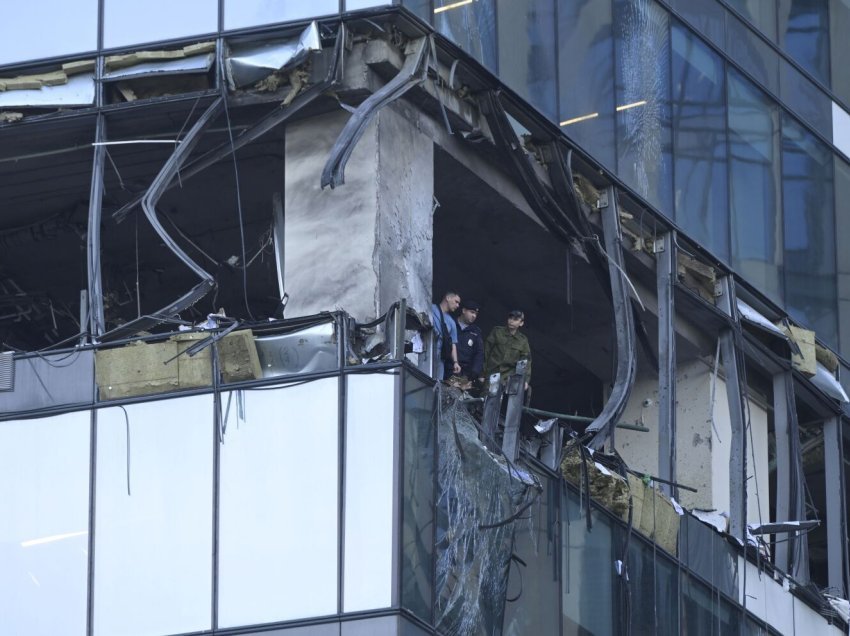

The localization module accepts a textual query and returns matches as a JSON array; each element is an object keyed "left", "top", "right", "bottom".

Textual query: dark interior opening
[{"left": 432, "top": 146, "right": 611, "bottom": 416}]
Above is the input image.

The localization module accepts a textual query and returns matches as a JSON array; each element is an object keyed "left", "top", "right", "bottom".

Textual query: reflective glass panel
[
  {"left": 344, "top": 373, "right": 397, "bottom": 612},
  {"left": 401, "top": 372, "right": 435, "bottom": 622},
  {"left": 434, "top": 0, "right": 498, "bottom": 71},
  {"left": 0, "top": 411, "right": 90, "bottom": 636},
  {"left": 668, "top": 0, "right": 725, "bottom": 48},
  {"left": 497, "top": 0, "right": 557, "bottom": 119},
  {"left": 104, "top": 0, "right": 218, "bottom": 48},
  {"left": 778, "top": 0, "right": 831, "bottom": 86},
  {"left": 562, "top": 488, "right": 615, "bottom": 634},
  {"left": 503, "top": 475, "right": 559, "bottom": 635},
  {"left": 93, "top": 396, "right": 214, "bottom": 636},
  {"left": 671, "top": 24, "right": 729, "bottom": 262},
  {"left": 614, "top": 0, "right": 674, "bottom": 215},
  {"left": 728, "top": 70, "right": 783, "bottom": 304},
  {"left": 218, "top": 380, "right": 340, "bottom": 627},
  {"left": 782, "top": 113, "right": 837, "bottom": 344},
  {"left": 401, "top": 0, "right": 432, "bottom": 23},
  {"left": 726, "top": 0, "right": 779, "bottom": 41},
  {"left": 627, "top": 538, "right": 679, "bottom": 635},
  {"left": 836, "top": 158, "right": 850, "bottom": 358},
  {"left": 0, "top": 0, "right": 97, "bottom": 66},
  {"left": 226, "top": 0, "right": 339, "bottom": 30},
  {"left": 726, "top": 12, "right": 780, "bottom": 95},
  {"left": 557, "top": 0, "right": 616, "bottom": 168},
  {"left": 830, "top": 0, "right": 850, "bottom": 105},
  {"left": 779, "top": 58, "right": 833, "bottom": 139}
]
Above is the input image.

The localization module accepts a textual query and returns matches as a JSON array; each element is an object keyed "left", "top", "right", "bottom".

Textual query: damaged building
[{"left": 2, "top": 1, "right": 850, "bottom": 635}]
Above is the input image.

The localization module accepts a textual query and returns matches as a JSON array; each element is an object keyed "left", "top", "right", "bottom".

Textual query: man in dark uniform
[
  {"left": 484, "top": 309, "right": 532, "bottom": 390},
  {"left": 454, "top": 299, "right": 484, "bottom": 381}
]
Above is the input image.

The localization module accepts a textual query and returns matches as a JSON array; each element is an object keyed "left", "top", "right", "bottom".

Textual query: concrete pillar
[
  {"left": 284, "top": 106, "right": 433, "bottom": 321},
  {"left": 617, "top": 358, "right": 770, "bottom": 523}
]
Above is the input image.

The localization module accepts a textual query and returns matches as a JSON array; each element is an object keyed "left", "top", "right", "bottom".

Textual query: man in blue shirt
[{"left": 431, "top": 291, "right": 461, "bottom": 380}]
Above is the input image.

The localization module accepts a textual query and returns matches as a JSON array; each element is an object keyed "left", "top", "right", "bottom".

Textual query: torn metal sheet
[
  {"left": 101, "top": 98, "right": 223, "bottom": 342},
  {"left": 737, "top": 299, "right": 788, "bottom": 339},
  {"left": 0, "top": 73, "right": 94, "bottom": 107},
  {"left": 811, "top": 362, "right": 850, "bottom": 403},
  {"left": 225, "top": 22, "right": 321, "bottom": 90},
  {"left": 254, "top": 320, "right": 339, "bottom": 376},
  {"left": 321, "top": 36, "right": 429, "bottom": 188},
  {"left": 103, "top": 53, "right": 214, "bottom": 81},
  {"left": 111, "top": 26, "right": 345, "bottom": 224}
]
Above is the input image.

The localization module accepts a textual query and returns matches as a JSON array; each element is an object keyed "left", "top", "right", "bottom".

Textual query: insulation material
[
  {"left": 95, "top": 336, "right": 212, "bottom": 400},
  {"left": 216, "top": 329, "right": 262, "bottom": 383},
  {"left": 104, "top": 42, "right": 215, "bottom": 71},
  {"left": 778, "top": 323, "right": 817, "bottom": 376}
]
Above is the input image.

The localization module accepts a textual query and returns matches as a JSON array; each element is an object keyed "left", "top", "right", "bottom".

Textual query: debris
[
  {"left": 62, "top": 59, "right": 96, "bottom": 75},
  {"left": 677, "top": 252, "right": 716, "bottom": 302},
  {"left": 0, "top": 112, "right": 23, "bottom": 123},
  {"left": 776, "top": 323, "right": 816, "bottom": 377}
]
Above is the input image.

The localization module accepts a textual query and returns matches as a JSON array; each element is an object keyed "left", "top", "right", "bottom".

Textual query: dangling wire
[{"left": 222, "top": 96, "right": 255, "bottom": 320}]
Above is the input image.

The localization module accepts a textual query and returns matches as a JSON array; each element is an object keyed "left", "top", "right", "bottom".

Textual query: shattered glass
[{"left": 435, "top": 387, "right": 535, "bottom": 635}]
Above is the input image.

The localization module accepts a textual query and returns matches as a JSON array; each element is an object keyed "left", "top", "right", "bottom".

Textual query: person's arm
[
  {"left": 448, "top": 320, "right": 461, "bottom": 375},
  {"left": 523, "top": 336, "right": 532, "bottom": 388},
  {"left": 451, "top": 344, "right": 461, "bottom": 375}
]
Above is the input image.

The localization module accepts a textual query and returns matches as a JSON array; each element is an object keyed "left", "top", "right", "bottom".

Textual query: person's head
[
  {"left": 506, "top": 309, "right": 525, "bottom": 333},
  {"left": 440, "top": 291, "right": 461, "bottom": 312},
  {"left": 460, "top": 299, "right": 480, "bottom": 324}
]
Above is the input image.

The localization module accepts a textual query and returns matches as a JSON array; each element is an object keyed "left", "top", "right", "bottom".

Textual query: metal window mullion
[
  {"left": 86, "top": 114, "right": 107, "bottom": 341},
  {"left": 824, "top": 416, "right": 848, "bottom": 596},
  {"left": 657, "top": 231, "right": 677, "bottom": 498}
]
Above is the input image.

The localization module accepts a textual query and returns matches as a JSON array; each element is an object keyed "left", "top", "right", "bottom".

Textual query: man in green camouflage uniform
[{"left": 484, "top": 309, "right": 531, "bottom": 390}]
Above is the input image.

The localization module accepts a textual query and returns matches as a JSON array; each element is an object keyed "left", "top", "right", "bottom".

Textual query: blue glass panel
[
  {"left": 726, "top": 0, "right": 778, "bottom": 42},
  {"left": 668, "top": 0, "right": 725, "bottom": 48},
  {"left": 435, "top": 0, "right": 497, "bottom": 72},
  {"left": 782, "top": 114, "right": 837, "bottom": 344},
  {"left": 830, "top": 0, "right": 850, "bottom": 105},
  {"left": 557, "top": 0, "right": 616, "bottom": 168},
  {"left": 105, "top": 0, "right": 217, "bottom": 49},
  {"left": 778, "top": 0, "right": 830, "bottom": 86},
  {"left": 671, "top": 24, "right": 729, "bottom": 262},
  {"left": 225, "top": 0, "right": 338, "bottom": 30},
  {"left": 503, "top": 475, "right": 559, "bottom": 635},
  {"left": 497, "top": 0, "right": 557, "bottom": 119},
  {"left": 401, "top": 0, "right": 433, "bottom": 23},
  {"left": 0, "top": 0, "right": 97, "bottom": 66},
  {"left": 627, "top": 538, "right": 679, "bottom": 635},
  {"left": 562, "top": 488, "right": 615, "bottom": 634},
  {"left": 836, "top": 157, "right": 850, "bottom": 358},
  {"left": 614, "top": 0, "right": 674, "bottom": 216},
  {"left": 726, "top": 11, "right": 780, "bottom": 95},
  {"left": 728, "top": 70, "right": 783, "bottom": 304},
  {"left": 401, "top": 372, "right": 436, "bottom": 623},
  {"left": 779, "top": 57, "right": 832, "bottom": 139}
]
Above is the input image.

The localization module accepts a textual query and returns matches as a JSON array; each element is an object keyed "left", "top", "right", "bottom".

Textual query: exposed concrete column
[{"left": 283, "top": 107, "right": 433, "bottom": 321}]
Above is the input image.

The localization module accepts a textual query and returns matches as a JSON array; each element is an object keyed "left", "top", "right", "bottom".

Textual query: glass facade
[{"left": 419, "top": 0, "right": 850, "bottom": 354}]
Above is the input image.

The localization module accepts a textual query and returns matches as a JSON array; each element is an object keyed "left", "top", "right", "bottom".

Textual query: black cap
[
  {"left": 508, "top": 309, "right": 524, "bottom": 319},
  {"left": 462, "top": 299, "right": 480, "bottom": 311}
]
